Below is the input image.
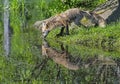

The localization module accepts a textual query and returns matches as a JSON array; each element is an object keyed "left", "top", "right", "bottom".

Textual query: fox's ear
[
  {"left": 46, "top": 23, "right": 49, "bottom": 28},
  {"left": 42, "top": 22, "right": 49, "bottom": 29}
]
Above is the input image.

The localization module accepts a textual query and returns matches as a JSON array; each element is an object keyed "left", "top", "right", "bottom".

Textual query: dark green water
[{"left": 39, "top": 39, "right": 120, "bottom": 84}]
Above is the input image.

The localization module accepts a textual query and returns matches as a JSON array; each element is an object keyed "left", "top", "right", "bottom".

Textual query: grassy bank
[{"left": 47, "top": 22, "right": 120, "bottom": 51}]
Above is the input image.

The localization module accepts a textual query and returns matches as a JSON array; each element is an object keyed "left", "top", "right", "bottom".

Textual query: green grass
[{"left": 47, "top": 22, "right": 120, "bottom": 51}]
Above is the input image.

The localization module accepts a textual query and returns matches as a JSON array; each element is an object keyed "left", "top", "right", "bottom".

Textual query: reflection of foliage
[
  {"left": 26, "top": 39, "right": 120, "bottom": 83},
  {"left": 1, "top": 37, "right": 120, "bottom": 83},
  {"left": 28, "top": 53, "right": 120, "bottom": 84}
]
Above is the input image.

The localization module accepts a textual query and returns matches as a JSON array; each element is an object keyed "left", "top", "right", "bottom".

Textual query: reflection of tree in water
[
  {"left": 89, "top": 56, "right": 119, "bottom": 84},
  {"left": 69, "top": 55, "right": 120, "bottom": 83},
  {"left": 27, "top": 40, "right": 120, "bottom": 83}
]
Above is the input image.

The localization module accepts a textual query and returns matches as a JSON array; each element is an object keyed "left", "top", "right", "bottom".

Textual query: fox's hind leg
[{"left": 56, "top": 26, "right": 65, "bottom": 37}]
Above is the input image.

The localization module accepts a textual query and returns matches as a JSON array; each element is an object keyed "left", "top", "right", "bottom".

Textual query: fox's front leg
[
  {"left": 66, "top": 25, "right": 69, "bottom": 35},
  {"left": 56, "top": 26, "right": 65, "bottom": 37}
]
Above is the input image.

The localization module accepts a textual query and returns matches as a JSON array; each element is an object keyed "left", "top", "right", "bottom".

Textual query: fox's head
[{"left": 42, "top": 22, "right": 51, "bottom": 38}]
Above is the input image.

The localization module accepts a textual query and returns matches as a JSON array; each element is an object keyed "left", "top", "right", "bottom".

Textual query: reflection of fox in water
[
  {"left": 34, "top": 8, "right": 106, "bottom": 38},
  {"left": 42, "top": 40, "right": 79, "bottom": 70}
]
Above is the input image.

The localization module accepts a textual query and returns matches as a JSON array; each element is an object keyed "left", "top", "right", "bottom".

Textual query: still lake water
[{"left": 39, "top": 39, "right": 120, "bottom": 84}]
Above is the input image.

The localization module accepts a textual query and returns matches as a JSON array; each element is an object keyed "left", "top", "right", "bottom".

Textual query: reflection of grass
[
  {"left": 47, "top": 22, "right": 120, "bottom": 52},
  {"left": 46, "top": 38, "right": 120, "bottom": 58}
]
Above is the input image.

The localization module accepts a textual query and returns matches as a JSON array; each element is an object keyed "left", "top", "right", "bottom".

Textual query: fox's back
[{"left": 60, "top": 8, "right": 81, "bottom": 21}]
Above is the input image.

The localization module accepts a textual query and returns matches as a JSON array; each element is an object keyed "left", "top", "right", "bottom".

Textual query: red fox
[{"left": 34, "top": 8, "right": 106, "bottom": 38}]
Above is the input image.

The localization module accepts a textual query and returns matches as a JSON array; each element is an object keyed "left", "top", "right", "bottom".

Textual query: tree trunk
[
  {"left": 93, "top": 0, "right": 120, "bottom": 24},
  {"left": 4, "top": 0, "right": 10, "bottom": 56}
]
